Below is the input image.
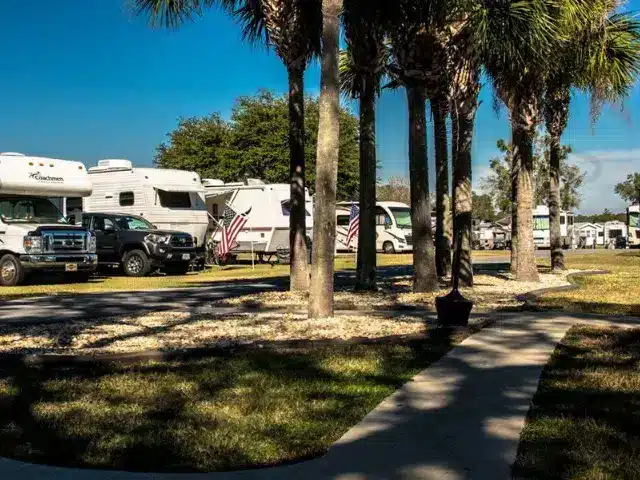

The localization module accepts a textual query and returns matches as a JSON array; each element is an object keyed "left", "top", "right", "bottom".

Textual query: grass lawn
[
  {"left": 537, "top": 250, "right": 640, "bottom": 316},
  {"left": 0, "top": 326, "right": 472, "bottom": 472},
  {"left": 513, "top": 325, "right": 640, "bottom": 480}
]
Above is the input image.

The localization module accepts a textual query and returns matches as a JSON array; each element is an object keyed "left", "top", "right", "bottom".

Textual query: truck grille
[
  {"left": 170, "top": 234, "right": 194, "bottom": 248},
  {"left": 43, "top": 231, "right": 87, "bottom": 253},
  {"left": 405, "top": 235, "right": 413, "bottom": 246}
]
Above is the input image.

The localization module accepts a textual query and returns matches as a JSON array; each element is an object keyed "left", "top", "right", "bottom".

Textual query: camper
[
  {"left": 337, "top": 201, "right": 413, "bottom": 254},
  {"left": 533, "top": 205, "right": 574, "bottom": 249},
  {"left": 203, "top": 179, "right": 314, "bottom": 255},
  {"left": 0, "top": 152, "right": 97, "bottom": 286},
  {"left": 574, "top": 222, "right": 599, "bottom": 248},
  {"left": 628, "top": 205, "right": 640, "bottom": 247},
  {"left": 83, "top": 160, "right": 209, "bottom": 251},
  {"left": 603, "top": 220, "right": 627, "bottom": 248}
]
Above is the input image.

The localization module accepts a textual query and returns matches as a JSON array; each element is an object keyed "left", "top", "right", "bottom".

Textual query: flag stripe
[{"left": 346, "top": 204, "right": 360, "bottom": 248}]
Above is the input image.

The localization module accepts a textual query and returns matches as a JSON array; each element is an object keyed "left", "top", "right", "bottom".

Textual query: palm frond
[{"left": 130, "top": 0, "right": 218, "bottom": 28}]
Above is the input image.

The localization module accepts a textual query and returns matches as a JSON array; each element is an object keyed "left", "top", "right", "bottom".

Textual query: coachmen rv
[
  {"left": 83, "top": 160, "right": 209, "bottom": 252},
  {"left": 0, "top": 152, "right": 97, "bottom": 286},
  {"left": 203, "top": 179, "right": 313, "bottom": 255}
]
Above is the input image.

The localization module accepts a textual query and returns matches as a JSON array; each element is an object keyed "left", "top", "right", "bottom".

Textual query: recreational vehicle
[
  {"left": 203, "top": 179, "right": 314, "bottom": 255},
  {"left": 603, "top": 221, "right": 627, "bottom": 248},
  {"left": 574, "top": 222, "right": 599, "bottom": 248},
  {"left": 0, "top": 152, "right": 97, "bottom": 286},
  {"left": 336, "top": 201, "right": 413, "bottom": 254},
  {"left": 83, "top": 160, "right": 209, "bottom": 250},
  {"left": 628, "top": 205, "right": 640, "bottom": 247},
  {"left": 533, "top": 205, "right": 574, "bottom": 249}
]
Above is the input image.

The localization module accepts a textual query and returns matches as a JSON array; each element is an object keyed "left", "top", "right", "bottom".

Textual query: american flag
[
  {"left": 346, "top": 204, "right": 360, "bottom": 248},
  {"left": 218, "top": 206, "right": 249, "bottom": 258}
]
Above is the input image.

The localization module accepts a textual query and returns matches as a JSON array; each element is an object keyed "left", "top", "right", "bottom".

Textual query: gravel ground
[{"left": 0, "top": 312, "right": 490, "bottom": 356}]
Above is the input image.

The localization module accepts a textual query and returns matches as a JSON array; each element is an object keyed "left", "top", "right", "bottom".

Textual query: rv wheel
[
  {"left": 0, "top": 254, "right": 25, "bottom": 287},
  {"left": 383, "top": 241, "right": 396, "bottom": 254},
  {"left": 123, "top": 250, "right": 151, "bottom": 277}
]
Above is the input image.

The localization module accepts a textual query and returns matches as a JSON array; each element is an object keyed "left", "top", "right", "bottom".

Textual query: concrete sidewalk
[{"left": 1, "top": 312, "right": 637, "bottom": 480}]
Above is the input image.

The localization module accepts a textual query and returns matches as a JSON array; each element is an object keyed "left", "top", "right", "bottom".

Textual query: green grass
[
  {"left": 513, "top": 325, "right": 640, "bottom": 480},
  {"left": 0, "top": 326, "right": 471, "bottom": 472},
  {"left": 537, "top": 250, "right": 640, "bottom": 316}
]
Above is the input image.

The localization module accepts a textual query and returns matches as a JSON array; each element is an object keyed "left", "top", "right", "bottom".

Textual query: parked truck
[{"left": 0, "top": 152, "right": 97, "bottom": 286}]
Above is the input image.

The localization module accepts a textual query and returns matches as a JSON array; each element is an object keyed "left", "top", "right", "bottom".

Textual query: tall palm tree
[
  {"left": 133, "top": 0, "right": 322, "bottom": 291},
  {"left": 386, "top": 0, "right": 446, "bottom": 293},
  {"left": 340, "top": 0, "right": 388, "bottom": 291},
  {"left": 544, "top": 3, "right": 640, "bottom": 270},
  {"left": 308, "top": 0, "right": 342, "bottom": 319}
]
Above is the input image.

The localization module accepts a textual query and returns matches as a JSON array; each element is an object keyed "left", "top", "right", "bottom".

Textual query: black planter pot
[{"left": 435, "top": 288, "right": 473, "bottom": 326}]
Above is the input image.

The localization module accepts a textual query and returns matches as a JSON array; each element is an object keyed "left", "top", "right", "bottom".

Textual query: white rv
[
  {"left": 336, "top": 201, "right": 413, "bottom": 254},
  {"left": 203, "top": 179, "right": 314, "bottom": 255},
  {"left": 603, "top": 221, "right": 627, "bottom": 247},
  {"left": 628, "top": 205, "right": 640, "bottom": 247},
  {"left": 0, "top": 152, "right": 97, "bottom": 286},
  {"left": 83, "top": 160, "right": 209, "bottom": 249},
  {"left": 533, "top": 205, "right": 574, "bottom": 249}
]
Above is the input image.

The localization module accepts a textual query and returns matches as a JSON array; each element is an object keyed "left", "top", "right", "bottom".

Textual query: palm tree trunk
[
  {"left": 431, "top": 94, "right": 451, "bottom": 279},
  {"left": 451, "top": 107, "right": 458, "bottom": 219},
  {"left": 511, "top": 103, "right": 540, "bottom": 282},
  {"left": 288, "top": 65, "right": 309, "bottom": 291},
  {"left": 510, "top": 128, "right": 520, "bottom": 274},
  {"left": 407, "top": 86, "right": 438, "bottom": 293},
  {"left": 548, "top": 132, "right": 564, "bottom": 270},
  {"left": 355, "top": 74, "right": 377, "bottom": 291},
  {"left": 453, "top": 92, "right": 478, "bottom": 287},
  {"left": 309, "top": 0, "right": 341, "bottom": 319}
]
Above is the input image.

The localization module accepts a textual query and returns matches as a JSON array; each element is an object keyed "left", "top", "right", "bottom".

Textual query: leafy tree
[
  {"left": 615, "top": 173, "right": 640, "bottom": 206},
  {"left": 576, "top": 209, "right": 626, "bottom": 224},
  {"left": 377, "top": 177, "right": 411, "bottom": 205},
  {"left": 155, "top": 91, "right": 360, "bottom": 200},
  {"left": 472, "top": 193, "right": 497, "bottom": 221}
]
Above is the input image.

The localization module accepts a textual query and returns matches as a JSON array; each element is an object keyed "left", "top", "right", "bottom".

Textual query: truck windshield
[
  {"left": 0, "top": 196, "right": 66, "bottom": 224},
  {"left": 630, "top": 212, "right": 639, "bottom": 229},
  {"left": 533, "top": 215, "right": 550, "bottom": 230},
  {"left": 114, "top": 215, "right": 154, "bottom": 230},
  {"left": 389, "top": 207, "right": 412, "bottom": 228}
]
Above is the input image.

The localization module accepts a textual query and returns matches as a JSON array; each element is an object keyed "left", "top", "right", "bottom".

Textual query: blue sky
[{"left": 0, "top": 0, "right": 639, "bottom": 214}]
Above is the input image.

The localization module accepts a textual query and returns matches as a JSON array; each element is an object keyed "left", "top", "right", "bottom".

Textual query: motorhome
[
  {"left": 83, "top": 160, "right": 209, "bottom": 251},
  {"left": 336, "top": 201, "right": 413, "bottom": 254},
  {"left": 203, "top": 179, "right": 314, "bottom": 255},
  {"left": 533, "top": 205, "right": 574, "bottom": 249},
  {"left": 603, "top": 221, "right": 627, "bottom": 247},
  {"left": 0, "top": 152, "right": 97, "bottom": 286},
  {"left": 628, "top": 205, "right": 640, "bottom": 247}
]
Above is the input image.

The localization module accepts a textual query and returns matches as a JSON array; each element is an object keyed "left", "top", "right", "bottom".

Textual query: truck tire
[
  {"left": 383, "top": 241, "right": 396, "bottom": 254},
  {"left": 0, "top": 254, "right": 25, "bottom": 287},
  {"left": 122, "top": 250, "right": 151, "bottom": 277},
  {"left": 165, "top": 263, "right": 190, "bottom": 276}
]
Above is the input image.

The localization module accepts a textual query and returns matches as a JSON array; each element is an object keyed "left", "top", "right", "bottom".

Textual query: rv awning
[
  {"left": 204, "top": 188, "right": 236, "bottom": 200},
  {"left": 154, "top": 185, "right": 204, "bottom": 193}
]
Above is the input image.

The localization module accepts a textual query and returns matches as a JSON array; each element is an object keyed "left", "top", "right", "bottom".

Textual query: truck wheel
[
  {"left": 122, "top": 250, "right": 151, "bottom": 277},
  {"left": 383, "top": 241, "right": 396, "bottom": 254},
  {"left": 0, "top": 254, "right": 25, "bottom": 287},
  {"left": 165, "top": 263, "right": 190, "bottom": 276}
]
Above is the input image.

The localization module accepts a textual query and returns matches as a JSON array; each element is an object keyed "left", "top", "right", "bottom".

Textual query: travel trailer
[
  {"left": 203, "top": 179, "right": 314, "bottom": 255},
  {"left": 83, "top": 160, "right": 209, "bottom": 250},
  {"left": 336, "top": 201, "right": 413, "bottom": 254},
  {"left": 0, "top": 152, "right": 97, "bottom": 286},
  {"left": 603, "top": 221, "right": 627, "bottom": 247},
  {"left": 533, "top": 205, "right": 574, "bottom": 249},
  {"left": 472, "top": 220, "right": 509, "bottom": 250},
  {"left": 574, "top": 222, "right": 599, "bottom": 248},
  {"left": 628, "top": 205, "right": 640, "bottom": 247}
]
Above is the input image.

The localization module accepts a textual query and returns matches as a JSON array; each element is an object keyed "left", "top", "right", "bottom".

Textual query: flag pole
[{"left": 251, "top": 224, "right": 255, "bottom": 270}]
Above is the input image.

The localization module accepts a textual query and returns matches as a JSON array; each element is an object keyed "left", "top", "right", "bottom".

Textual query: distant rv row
[{"left": 1, "top": 152, "right": 639, "bottom": 285}]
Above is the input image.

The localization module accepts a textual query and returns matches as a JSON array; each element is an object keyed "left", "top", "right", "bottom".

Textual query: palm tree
[
  {"left": 386, "top": 0, "right": 445, "bottom": 293},
  {"left": 544, "top": 3, "right": 640, "bottom": 271},
  {"left": 308, "top": 0, "right": 342, "bottom": 319},
  {"left": 132, "top": 0, "right": 322, "bottom": 292},
  {"left": 340, "top": 0, "right": 388, "bottom": 291}
]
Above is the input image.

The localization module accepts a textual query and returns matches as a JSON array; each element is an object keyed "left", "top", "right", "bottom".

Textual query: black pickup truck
[{"left": 68, "top": 213, "right": 196, "bottom": 276}]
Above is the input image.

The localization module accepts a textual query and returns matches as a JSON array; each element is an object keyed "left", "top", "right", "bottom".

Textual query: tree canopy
[
  {"left": 482, "top": 132, "right": 585, "bottom": 214},
  {"left": 614, "top": 173, "right": 640, "bottom": 206},
  {"left": 377, "top": 177, "right": 411, "bottom": 205},
  {"left": 472, "top": 192, "right": 497, "bottom": 221},
  {"left": 155, "top": 91, "right": 360, "bottom": 200}
]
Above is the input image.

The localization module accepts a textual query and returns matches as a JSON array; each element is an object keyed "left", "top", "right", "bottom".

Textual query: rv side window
[
  {"left": 120, "top": 192, "right": 135, "bottom": 207},
  {"left": 158, "top": 190, "right": 192, "bottom": 209},
  {"left": 281, "top": 200, "right": 311, "bottom": 216},
  {"left": 598, "top": 231, "right": 604, "bottom": 237},
  {"left": 375, "top": 206, "right": 391, "bottom": 226},
  {"left": 337, "top": 215, "right": 350, "bottom": 226},
  {"left": 560, "top": 216, "right": 566, "bottom": 225}
]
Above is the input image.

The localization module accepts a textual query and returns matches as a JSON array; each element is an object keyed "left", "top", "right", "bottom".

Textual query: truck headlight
[
  {"left": 145, "top": 234, "right": 170, "bottom": 244},
  {"left": 88, "top": 233, "right": 97, "bottom": 253},
  {"left": 24, "top": 236, "right": 43, "bottom": 254}
]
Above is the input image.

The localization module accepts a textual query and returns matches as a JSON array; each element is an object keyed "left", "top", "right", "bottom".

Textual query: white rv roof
[
  {"left": 0, "top": 153, "right": 92, "bottom": 197},
  {"left": 629, "top": 204, "right": 640, "bottom": 213}
]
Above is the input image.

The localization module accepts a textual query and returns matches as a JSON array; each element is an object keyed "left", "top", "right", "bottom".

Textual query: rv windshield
[
  {"left": 630, "top": 212, "right": 639, "bottom": 229},
  {"left": 533, "top": 215, "right": 550, "bottom": 230},
  {"left": 0, "top": 196, "right": 66, "bottom": 224},
  {"left": 389, "top": 207, "right": 412, "bottom": 228},
  {"left": 113, "top": 215, "right": 154, "bottom": 231}
]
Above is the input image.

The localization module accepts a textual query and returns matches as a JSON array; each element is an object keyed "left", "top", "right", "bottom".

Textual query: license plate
[
  {"left": 65, "top": 263, "right": 78, "bottom": 272},
  {"left": 182, "top": 254, "right": 191, "bottom": 260}
]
